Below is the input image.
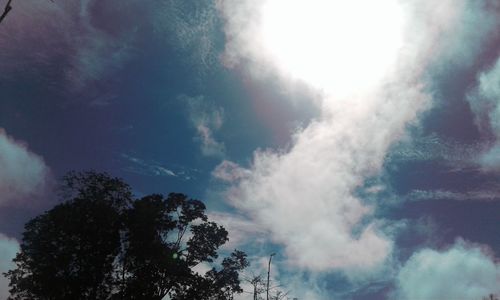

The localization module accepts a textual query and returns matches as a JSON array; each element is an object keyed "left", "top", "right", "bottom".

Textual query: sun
[{"left": 259, "top": 0, "right": 405, "bottom": 98}]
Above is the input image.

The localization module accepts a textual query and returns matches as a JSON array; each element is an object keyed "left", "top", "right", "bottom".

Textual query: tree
[
  {"left": 174, "top": 250, "right": 249, "bottom": 300},
  {"left": 5, "top": 171, "right": 248, "bottom": 300},
  {"left": 6, "top": 171, "right": 131, "bottom": 299}
]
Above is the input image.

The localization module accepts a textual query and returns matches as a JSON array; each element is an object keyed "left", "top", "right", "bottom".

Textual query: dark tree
[
  {"left": 5, "top": 171, "right": 248, "bottom": 300},
  {"left": 175, "top": 250, "right": 249, "bottom": 300},
  {"left": 5, "top": 171, "right": 131, "bottom": 300}
]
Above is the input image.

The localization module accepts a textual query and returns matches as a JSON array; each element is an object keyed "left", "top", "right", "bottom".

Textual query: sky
[{"left": 0, "top": 0, "right": 500, "bottom": 299}]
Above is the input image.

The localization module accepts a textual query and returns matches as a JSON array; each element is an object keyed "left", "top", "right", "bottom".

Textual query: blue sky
[{"left": 1, "top": 0, "right": 500, "bottom": 299}]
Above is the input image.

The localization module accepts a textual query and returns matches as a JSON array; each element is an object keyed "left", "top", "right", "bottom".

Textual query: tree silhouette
[
  {"left": 4, "top": 171, "right": 248, "bottom": 300},
  {"left": 6, "top": 171, "right": 131, "bottom": 299}
]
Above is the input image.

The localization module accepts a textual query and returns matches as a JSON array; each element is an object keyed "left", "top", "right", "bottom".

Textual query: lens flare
[{"left": 259, "top": 0, "right": 405, "bottom": 98}]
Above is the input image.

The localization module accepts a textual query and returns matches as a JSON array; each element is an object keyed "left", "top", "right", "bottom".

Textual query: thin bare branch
[{"left": 0, "top": 0, "right": 13, "bottom": 25}]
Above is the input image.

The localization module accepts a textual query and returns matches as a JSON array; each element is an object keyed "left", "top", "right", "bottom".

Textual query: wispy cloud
[
  {"left": 405, "top": 188, "right": 500, "bottom": 202},
  {"left": 182, "top": 95, "right": 226, "bottom": 158},
  {"left": 121, "top": 153, "right": 183, "bottom": 178},
  {"left": 387, "top": 134, "right": 484, "bottom": 165},
  {"left": 406, "top": 0, "right": 500, "bottom": 71},
  {"left": 0, "top": 0, "right": 135, "bottom": 92},
  {"left": 208, "top": 212, "right": 267, "bottom": 250},
  {"left": 153, "top": 0, "right": 219, "bottom": 75},
  {"left": 212, "top": 160, "right": 251, "bottom": 183},
  {"left": 0, "top": 0, "right": 219, "bottom": 97}
]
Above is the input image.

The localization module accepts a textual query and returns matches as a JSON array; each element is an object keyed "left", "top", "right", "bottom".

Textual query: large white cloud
[
  {"left": 394, "top": 241, "right": 500, "bottom": 300},
  {"left": 215, "top": 0, "right": 500, "bottom": 278},
  {"left": 0, "top": 234, "right": 20, "bottom": 300},
  {"left": 0, "top": 129, "right": 50, "bottom": 207}
]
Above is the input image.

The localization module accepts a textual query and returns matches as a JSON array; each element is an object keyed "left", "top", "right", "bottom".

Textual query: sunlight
[{"left": 259, "top": 0, "right": 405, "bottom": 98}]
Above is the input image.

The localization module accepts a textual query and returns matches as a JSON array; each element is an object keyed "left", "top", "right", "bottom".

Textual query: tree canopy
[{"left": 4, "top": 171, "right": 248, "bottom": 300}]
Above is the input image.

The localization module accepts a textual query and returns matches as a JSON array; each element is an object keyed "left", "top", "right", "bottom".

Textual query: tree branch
[{"left": 0, "top": 0, "right": 13, "bottom": 25}]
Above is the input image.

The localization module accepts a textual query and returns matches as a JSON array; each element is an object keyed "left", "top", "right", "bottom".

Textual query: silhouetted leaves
[
  {"left": 175, "top": 250, "right": 249, "bottom": 300},
  {"left": 5, "top": 171, "right": 248, "bottom": 300},
  {"left": 187, "top": 222, "right": 228, "bottom": 265}
]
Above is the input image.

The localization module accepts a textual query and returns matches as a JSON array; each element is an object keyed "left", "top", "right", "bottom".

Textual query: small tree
[{"left": 5, "top": 171, "right": 248, "bottom": 300}]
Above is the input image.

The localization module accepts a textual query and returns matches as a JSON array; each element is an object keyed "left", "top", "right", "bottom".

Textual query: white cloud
[
  {"left": 208, "top": 212, "right": 267, "bottom": 250},
  {"left": 0, "top": 129, "right": 50, "bottom": 297},
  {"left": 0, "top": 129, "right": 50, "bottom": 207},
  {"left": 401, "top": 0, "right": 500, "bottom": 71},
  {"left": 467, "top": 56, "right": 500, "bottom": 170},
  {"left": 405, "top": 188, "right": 500, "bottom": 202},
  {"left": 215, "top": 0, "right": 499, "bottom": 280},
  {"left": 195, "top": 124, "right": 226, "bottom": 157},
  {"left": 182, "top": 95, "right": 226, "bottom": 157},
  {"left": 0, "top": 234, "right": 20, "bottom": 300},
  {"left": 121, "top": 153, "right": 178, "bottom": 178},
  {"left": 211, "top": 160, "right": 251, "bottom": 183},
  {"left": 216, "top": 0, "right": 493, "bottom": 90},
  {"left": 208, "top": 211, "right": 328, "bottom": 299},
  {"left": 216, "top": 0, "right": 424, "bottom": 274},
  {"left": 394, "top": 240, "right": 500, "bottom": 300}
]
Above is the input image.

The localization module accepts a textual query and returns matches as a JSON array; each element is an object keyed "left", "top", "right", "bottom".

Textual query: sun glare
[{"left": 259, "top": 0, "right": 405, "bottom": 98}]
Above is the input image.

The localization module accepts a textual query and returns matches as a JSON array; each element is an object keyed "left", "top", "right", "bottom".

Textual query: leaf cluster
[{"left": 4, "top": 171, "right": 248, "bottom": 300}]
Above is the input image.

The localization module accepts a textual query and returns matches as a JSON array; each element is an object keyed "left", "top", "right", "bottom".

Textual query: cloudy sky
[{"left": 1, "top": 0, "right": 500, "bottom": 299}]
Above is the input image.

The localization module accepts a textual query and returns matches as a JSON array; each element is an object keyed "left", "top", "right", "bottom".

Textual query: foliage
[{"left": 4, "top": 171, "right": 248, "bottom": 300}]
